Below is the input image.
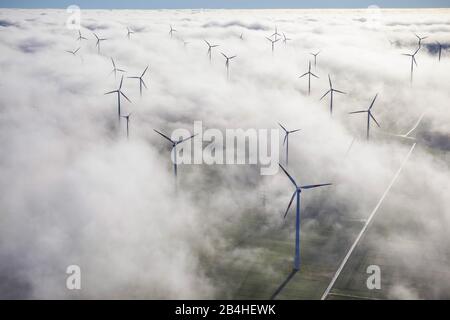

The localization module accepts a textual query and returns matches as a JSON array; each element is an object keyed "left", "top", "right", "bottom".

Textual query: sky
[{"left": 0, "top": 0, "right": 449, "bottom": 9}]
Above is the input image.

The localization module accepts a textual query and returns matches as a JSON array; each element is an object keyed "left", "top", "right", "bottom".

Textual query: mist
[{"left": 0, "top": 8, "right": 449, "bottom": 299}]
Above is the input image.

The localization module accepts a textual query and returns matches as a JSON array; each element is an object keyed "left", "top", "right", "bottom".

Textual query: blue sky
[{"left": 0, "top": 0, "right": 448, "bottom": 9}]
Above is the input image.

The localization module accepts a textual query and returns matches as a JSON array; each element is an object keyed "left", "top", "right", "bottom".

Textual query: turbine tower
[
  {"left": 279, "top": 123, "right": 301, "bottom": 166},
  {"left": 153, "top": 129, "right": 197, "bottom": 178},
  {"left": 121, "top": 113, "right": 132, "bottom": 139},
  {"left": 349, "top": 94, "right": 380, "bottom": 140},
  {"left": 320, "top": 75, "right": 346, "bottom": 116},
  {"left": 279, "top": 164, "right": 332, "bottom": 271},
  {"left": 105, "top": 75, "right": 131, "bottom": 123},
  {"left": 436, "top": 41, "right": 443, "bottom": 61},
  {"left": 299, "top": 61, "right": 319, "bottom": 95}
]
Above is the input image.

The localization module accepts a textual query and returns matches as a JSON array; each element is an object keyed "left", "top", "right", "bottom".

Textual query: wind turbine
[
  {"left": 278, "top": 123, "right": 301, "bottom": 166},
  {"left": 282, "top": 32, "right": 292, "bottom": 45},
  {"left": 93, "top": 33, "right": 107, "bottom": 53},
  {"left": 169, "top": 25, "right": 177, "bottom": 38},
  {"left": 402, "top": 46, "right": 420, "bottom": 83},
  {"left": 415, "top": 33, "right": 428, "bottom": 48},
  {"left": 349, "top": 94, "right": 380, "bottom": 140},
  {"left": 65, "top": 47, "right": 80, "bottom": 56},
  {"left": 204, "top": 40, "right": 219, "bottom": 62},
  {"left": 271, "top": 27, "right": 282, "bottom": 40},
  {"left": 320, "top": 75, "right": 346, "bottom": 116},
  {"left": 299, "top": 61, "right": 319, "bottom": 95},
  {"left": 153, "top": 129, "right": 197, "bottom": 177},
  {"left": 105, "top": 75, "right": 131, "bottom": 123},
  {"left": 110, "top": 58, "right": 126, "bottom": 79},
  {"left": 77, "top": 30, "right": 87, "bottom": 41},
  {"left": 126, "top": 27, "right": 135, "bottom": 40},
  {"left": 436, "top": 41, "right": 443, "bottom": 61},
  {"left": 128, "top": 66, "right": 149, "bottom": 97},
  {"left": 279, "top": 164, "right": 332, "bottom": 271},
  {"left": 221, "top": 52, "right": 236, "bottom": 80},
  {"left": 310, "top": 51, "right": 320, "bottom": 68},
  {"left": 266, "top": 37, "right": 280, "bottom": 55},
  {"left": 121, "top": 113, "right": 132, "bottom": 139}
]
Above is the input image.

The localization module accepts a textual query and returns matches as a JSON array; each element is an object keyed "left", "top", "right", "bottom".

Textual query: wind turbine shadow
[{"left": 270, "top": 269, "right": 298, "bottom": 300}]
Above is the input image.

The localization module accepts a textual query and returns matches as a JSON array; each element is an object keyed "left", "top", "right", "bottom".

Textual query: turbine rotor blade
[
  {"left": 283, "top": 191, "right": 297, "bottom": 219},
  {"left": 349, "top": 110, "right": 367, "bottom": 114},
  {"left": 177, "top": 134, "right": 198, "bottom": 144},
  {"left": 369, "top": 94, "right": 378, "bottom": 110},
  {"left": 320, "top": 90, "right": 331, "bottom": 100},
  {"left": 153, "top": 129, "right": 174, "bottom": 143},
  {"left": 300, "top": 183, "right": 332, "bottom": 189},
  {"left": 279, "top": 164, "right": 297, "bottom": 188},
  {"left": 278, "top": 123, "right": 288, "bottom": 132},
  {"left": 369, "top": 113, "right": 381, "bottom": 127},
  {"left": 142, "top": 66, "right": 149, "bottom": 77},
  {"left": 120, "top": 91, "right": 131, "bottom": 103}
]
